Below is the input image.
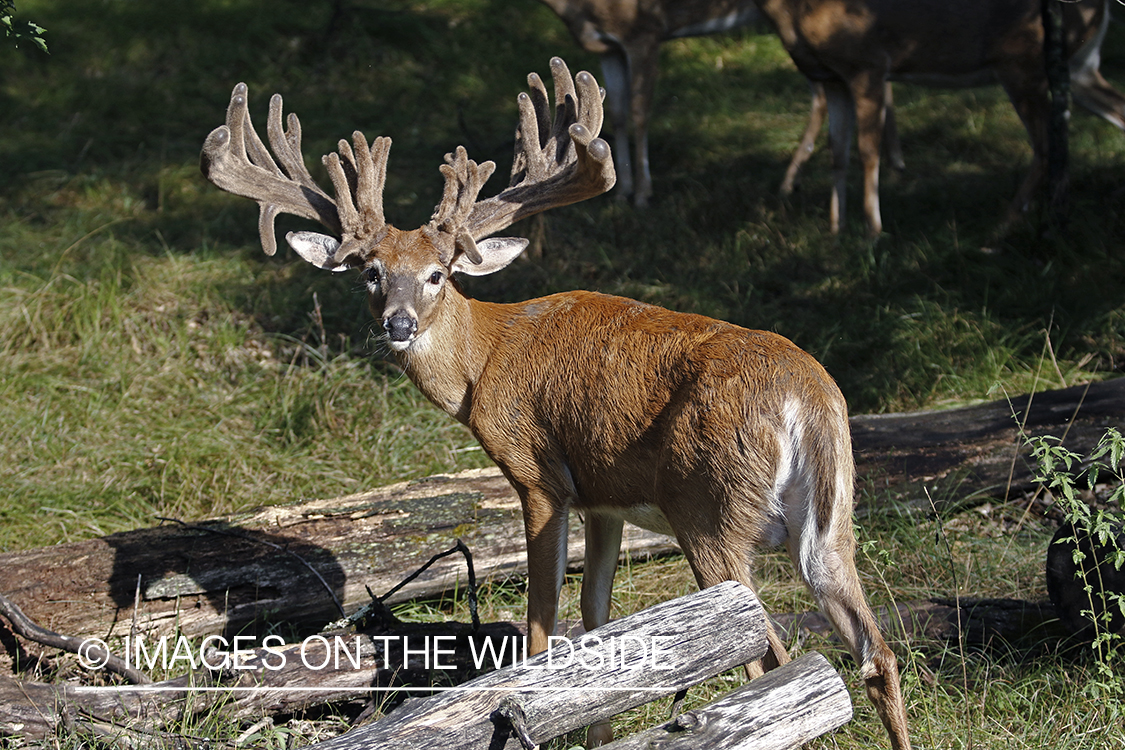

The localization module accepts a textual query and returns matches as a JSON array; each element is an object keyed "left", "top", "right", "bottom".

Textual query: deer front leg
[
  {"left": 520, "top": 488, "right": 571, "bottom": 655},
  {"left": 581, "top": 512, "right": 624, "bottom": 747}
]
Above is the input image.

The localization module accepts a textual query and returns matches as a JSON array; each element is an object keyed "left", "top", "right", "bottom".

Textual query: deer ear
[
  {"left": 451, "top": 237, "right": 529, "bottom": 276},
  {"left": 285, "top": 231, "right": 357, "bottom": 272}
]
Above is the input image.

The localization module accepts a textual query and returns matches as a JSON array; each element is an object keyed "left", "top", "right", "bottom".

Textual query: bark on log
[
  {"left": 773, "top": 596, "right": 1068, "bottom": 647},
  {"left": 1, "top": 582, "right": 766, "bottom": 743},
  {"left": 597, "top": 653, "right": 851, "bottom": 750},
  {"left": 0, "top": 379, "right": 1119, "bottom": 657}
]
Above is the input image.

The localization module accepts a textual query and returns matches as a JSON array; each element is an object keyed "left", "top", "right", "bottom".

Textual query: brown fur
[{"left": 201, "top": 65, "right": 910, "bottom": 749}]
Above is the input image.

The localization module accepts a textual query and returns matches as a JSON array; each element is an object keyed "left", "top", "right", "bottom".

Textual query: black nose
[{"left": 384, "top": 314, "right": 417, "bottom": 342}]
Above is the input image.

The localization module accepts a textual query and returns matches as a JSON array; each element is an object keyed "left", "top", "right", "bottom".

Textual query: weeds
[{"left": 1031, "top": 429, "right": 1125, "bottom": 694}]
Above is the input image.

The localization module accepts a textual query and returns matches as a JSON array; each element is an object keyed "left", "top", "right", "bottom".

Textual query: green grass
[{"left": 2, "top": 0, "right": 1125, "bottom": 747}]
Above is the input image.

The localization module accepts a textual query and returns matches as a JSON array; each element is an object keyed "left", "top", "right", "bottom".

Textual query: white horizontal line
[{"left": 73, "top": 685, "right": 684, "bottom": 694}]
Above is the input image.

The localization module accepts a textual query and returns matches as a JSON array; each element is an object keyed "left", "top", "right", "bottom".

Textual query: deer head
[{"left": 200, "top": 58, "right": 615, "bottom": 348}]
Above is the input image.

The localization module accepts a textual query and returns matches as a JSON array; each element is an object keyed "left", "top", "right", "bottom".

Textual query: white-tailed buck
[
  {"left": 201, "top": 59, "right": 910, "bottom": 749},
  {"left": 750, "top": 0, "right": 1125, "bottom": 235}
]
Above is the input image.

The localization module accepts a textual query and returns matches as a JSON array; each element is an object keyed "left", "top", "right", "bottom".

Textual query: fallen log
[
  {"left": 309, "top": 581, "right": 768, "bottom": 750},
  {"left": 0, "top": 469, "right": 679, "bottom": 650},
  {"left": 597, "top": 652, "right": 851, "bottom": 750},
  {"left": 0, "top": 379, "right": 1119, "bottom": 656},
  {"left": 850, "top": 377, "right": 1125, "bottom": 511},
  {"left": 1, "top": 582, "right": 768, "bottom": 744}
]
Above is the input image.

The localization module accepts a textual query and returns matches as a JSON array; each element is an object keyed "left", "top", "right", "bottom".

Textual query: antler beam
[{"left": 200, "top": 83, "right": 343, "bottom": 255}]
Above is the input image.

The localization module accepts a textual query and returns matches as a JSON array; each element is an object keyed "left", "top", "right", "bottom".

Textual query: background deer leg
[
  {"left": 883, "top": 82, "right": 905, "bottom": 171},
  {"left": 851, "top": 72, "right": 887, "bottom": 236},
  {"left": 998, "top": 70, "right": 1051, "bottom": 232},
  {"left": 581, "top": 512, "right": 624, "bottom": 747},
  {"left": 780, "top": 81, "right": 828, "bottom": 196},
  {"left": 1067, "top": 3, "right": 1125, "bottom": 130},
  {"left": 823, "top": 80, "right": 854, "bottom": 234},
  {"left": 599, "top": 48, "right": 635, "bottom": 201},
  {"left": 627, "top": 38, "right": 661, "bottom": 207}
]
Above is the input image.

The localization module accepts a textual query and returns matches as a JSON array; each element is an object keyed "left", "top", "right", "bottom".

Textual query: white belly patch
[{"left": 593, "top": 504, "right": 675, "bottom": 537}]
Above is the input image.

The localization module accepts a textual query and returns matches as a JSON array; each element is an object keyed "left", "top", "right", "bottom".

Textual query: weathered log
[
  {"left": 312, "top": 581, "right": 768, "bottom": 750},
  {"left": 850, "top": 378, "right": 1125, "bottom": 511},
  {"left": 0, "top": 468, "right": 679, "bottom": 650},
  {"left": 1, "top": 582, "right": 766, "bottom": 743},
  {"left": 597, "top": 653, "right": 851, "bottom": 750},
  {"left": 1, "top": 379, "right": 1120, "bottom": 655}
]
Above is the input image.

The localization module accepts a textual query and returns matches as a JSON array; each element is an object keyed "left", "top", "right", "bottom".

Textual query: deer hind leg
[
  {"left": 626, "top": 38, "right": 661, "bottom": 207},
  {"left": 780, "top": 81, "right": 828, "bottom": 196},
  {"left": 998, "top": 68, "right": 1051, "bottom": 231},
  {"left": 790, "top": 519, "right": 912, "bottom": 750},
  {"left": 823, "top": 80, "right": 855, "bottom": 234},
  {"left": 667, "top": 508, "right": 792, "bottom": 677},
  {"left": 1068, "top": 2, "right": 1125, "bottom": 131}
]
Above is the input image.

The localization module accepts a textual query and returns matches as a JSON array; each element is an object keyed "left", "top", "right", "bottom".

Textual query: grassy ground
[{"left": 2, "top": 0, "right": 1125, "bottom": 747}]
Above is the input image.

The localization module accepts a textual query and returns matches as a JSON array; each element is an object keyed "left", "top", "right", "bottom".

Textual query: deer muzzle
[{"left": 384, "top": 312, "right": 417, "bottom": 344}]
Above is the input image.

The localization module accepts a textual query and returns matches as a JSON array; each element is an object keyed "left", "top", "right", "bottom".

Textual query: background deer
[
  {"left": 200, "top": 58, "right": 911, "bottom": 749},
  {"left": 535, "top": 0, "right": 903, "bottom": 204},
  {"left": 750, "top": 0, "right": 1125, "bottom": 235}
]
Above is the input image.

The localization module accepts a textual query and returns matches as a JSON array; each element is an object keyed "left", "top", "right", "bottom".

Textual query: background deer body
[
  {"left": 752, "top": 0, "right": 1125, "bottom": 234},
  {"left": 201, "top": 59, "right": 910, "bottom": 749}
]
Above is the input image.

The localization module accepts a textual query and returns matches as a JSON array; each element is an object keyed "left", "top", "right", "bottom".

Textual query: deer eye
[
  {"left": 363, "top": 267, "right": 381, "bottom": 288},
  {"left": 428, "top": 271, "right": 444, "bottom": 286}
]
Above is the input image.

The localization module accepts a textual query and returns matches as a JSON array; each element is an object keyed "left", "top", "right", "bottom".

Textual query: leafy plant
[
  {"left": 1031, "top": 428, "right": 1125, "bottom": 692},
  {"left": 1, "top": 0, "right": 47, "bottom": 52}
]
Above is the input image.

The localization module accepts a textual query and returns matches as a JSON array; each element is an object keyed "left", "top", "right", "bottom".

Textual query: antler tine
[
  {"left": 201, "top": 83, "right": 341, "bottom": 255},
  {"left": 427, "top": 146, "right": 497, "bottom": 264},
  {"left": 323, "top": 132, "right": 391, "bottom": 252},
  {"left": 460, "top": 58, "right": 615, "bottom": 243},
  {"left": 357, "top": 133, "right": 391, "bottom": 238}
]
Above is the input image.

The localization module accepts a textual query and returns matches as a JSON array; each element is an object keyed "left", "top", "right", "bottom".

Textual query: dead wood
[
  {"left": 0, "top": 468, "right": 680, "bottom": 652},
  {"left": 850, "top": 377, "right": 1125, "bottom": 512}
]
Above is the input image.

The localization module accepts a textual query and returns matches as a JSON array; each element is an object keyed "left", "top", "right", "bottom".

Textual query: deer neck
[{"left": 393, "top": 287, "right": 504, "bottom": 425}]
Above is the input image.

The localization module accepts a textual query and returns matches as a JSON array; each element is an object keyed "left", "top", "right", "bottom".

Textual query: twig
[
  {"left": 0, "top": 592, "right": 151, "bottom": 684},
  {"left": 378, "top": 539, "right": 481, "bottom": 632}
]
